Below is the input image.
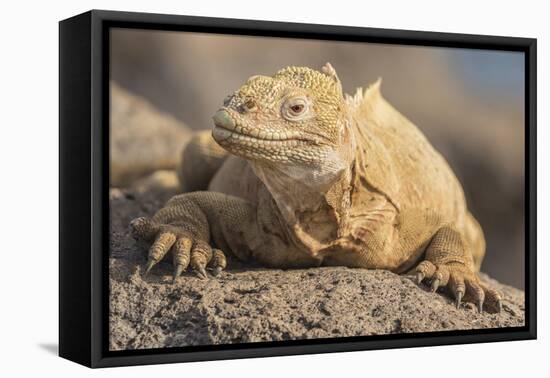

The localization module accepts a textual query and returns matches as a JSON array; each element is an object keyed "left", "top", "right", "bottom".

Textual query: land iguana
[{"left": 130, "top": 63, "right": 502, "bottom": 313}]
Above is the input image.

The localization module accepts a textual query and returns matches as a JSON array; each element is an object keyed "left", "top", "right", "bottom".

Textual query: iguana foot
[
  {"left": 410, "top": 226, "right": 502, "bottom": 313},
  {"left": 412, "top": 260, "right": 502, "bottom": 313},
  {"left": 130, "top": 217, "right": 227, "bottom": 282}
]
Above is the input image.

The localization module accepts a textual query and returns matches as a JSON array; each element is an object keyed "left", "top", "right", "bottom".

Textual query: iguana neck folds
[{"left": 250, "top": 120, "right": 357, "bottom": 257}]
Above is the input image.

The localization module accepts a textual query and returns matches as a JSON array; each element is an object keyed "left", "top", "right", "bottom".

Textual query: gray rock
[
  {"left": 109, "top": 187, "right": 525, "bottom": 351},
  {"left": 110, "top": 82, "right": 191, "bottom": 187}
]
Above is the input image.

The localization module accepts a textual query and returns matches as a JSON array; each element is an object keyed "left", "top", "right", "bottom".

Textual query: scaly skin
[{"left": 131, "top": 63, "right": 502, "bottom": 313}]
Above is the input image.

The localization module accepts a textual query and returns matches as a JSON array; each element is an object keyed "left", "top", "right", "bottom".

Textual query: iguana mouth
[
  {"left": 212, "top": 109, "right": 308, "bottom": 146},
  {"left": 212, "top": 124, "right": 303, "bottom": 146}
]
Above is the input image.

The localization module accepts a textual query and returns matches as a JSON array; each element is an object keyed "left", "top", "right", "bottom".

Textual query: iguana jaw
[{"left": 212, "top": 118, "right": 307, "bottom": 148}]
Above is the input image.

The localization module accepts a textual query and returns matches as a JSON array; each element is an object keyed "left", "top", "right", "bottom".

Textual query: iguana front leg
[
  {"left": 130, "top": 191, "right": 258, "bottom": 281},
  {"left": 412, "top": 226, "right": 502, "bottom": 313}
]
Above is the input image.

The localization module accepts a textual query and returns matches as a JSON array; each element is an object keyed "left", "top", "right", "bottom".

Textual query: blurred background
[{"left": 110, "top": 28, "right": 525, "bottom": 289}]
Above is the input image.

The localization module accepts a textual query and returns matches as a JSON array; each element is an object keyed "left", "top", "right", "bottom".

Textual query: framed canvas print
[{"left": 59, "top": 10, "right": 537, "bottom": 368}]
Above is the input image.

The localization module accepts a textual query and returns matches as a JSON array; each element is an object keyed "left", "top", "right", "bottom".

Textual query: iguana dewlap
[{"left": 130, "top": 63, "right": 501, "bottom": 313}]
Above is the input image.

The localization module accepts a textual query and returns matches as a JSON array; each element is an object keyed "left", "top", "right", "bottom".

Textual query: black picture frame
[{"left": 59, "top": 9, "right": 537, "bottom": 368}]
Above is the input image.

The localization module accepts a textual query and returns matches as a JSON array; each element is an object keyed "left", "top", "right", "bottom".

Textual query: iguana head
[{"left": 212, "top": 63, "right": 353, "bottom": 175}]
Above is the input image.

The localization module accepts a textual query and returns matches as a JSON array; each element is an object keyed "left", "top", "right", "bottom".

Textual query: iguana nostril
[{"left": 213, "top": 110, "right": 236, "bottom": 130}]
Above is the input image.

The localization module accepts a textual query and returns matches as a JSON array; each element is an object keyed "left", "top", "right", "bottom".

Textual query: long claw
[
  {"left": 431, "top": 278, "right": 440, "bottom": 292},
  {"left": 144, "top": 259, "right": 157, "bottom": 276},
  {"left": 477, "top": 299, "right": 484, "bottom": 313},
  {"left": 195, "top": 266, "right": 208, "bottom": 280},
  {"left": 416, "top": 272, "right": 425, "bottom": 285},
  {"left": 455, "top": 291, "right": 463, "bottom": 309},
  {"left": 497, "top": 300, "right": 502, "bottom": 313},
  {"left": 172, "top": 264, "right": 184, "bottom": 283}
]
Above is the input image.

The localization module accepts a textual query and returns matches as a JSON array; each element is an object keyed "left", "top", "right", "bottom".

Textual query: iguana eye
[
  {"left": 290, "top": 104, "right": 304, "bottom": 114},
  {"left": 282, "top": 97, "right": 311, "bottom": 121},
  {"left": 243, "top": 99, "right": 257, "bottom": 112}
]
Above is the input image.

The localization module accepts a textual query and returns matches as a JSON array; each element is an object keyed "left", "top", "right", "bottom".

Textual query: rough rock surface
[
  {"left": 109, "top": 185, "right": 525, "bottom": 351},
  {"left": 110, "top": 82, "right": 191, "bottom": 187}
]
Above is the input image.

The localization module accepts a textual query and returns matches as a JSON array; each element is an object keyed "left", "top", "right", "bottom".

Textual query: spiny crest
[
  {"left": 321, "top": 62, "right": 340, "bottom": 84},
  {"left": 345, "top": 78, "right": 383, "bottom": 111}
]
